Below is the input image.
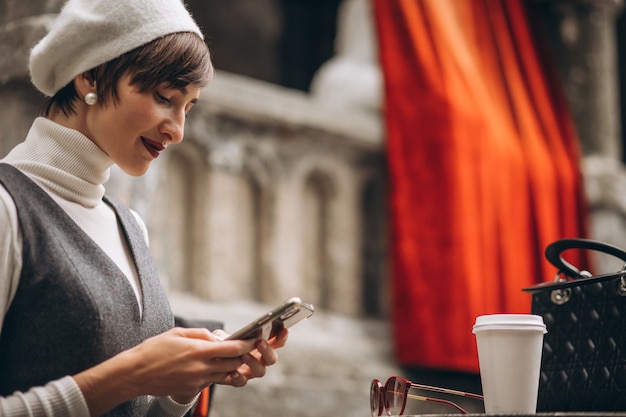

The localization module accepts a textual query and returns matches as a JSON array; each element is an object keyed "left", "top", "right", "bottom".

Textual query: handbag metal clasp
[
  {"left": 550, "top": 271, "right": 572, "bottom": 305},
  {"left": 550, "top": 288, "right": 571, "bottom": 305},
  {"left": 550, "top": 270, "right": 592, "bottom": 305}
]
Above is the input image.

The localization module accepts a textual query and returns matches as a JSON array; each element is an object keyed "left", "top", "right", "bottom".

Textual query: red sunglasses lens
[
  {"left": 385, "top": 377, "right": 408, "bottom": 415},
  {"left": 370, "top": 380, "right": 384, "bottom": 417}
]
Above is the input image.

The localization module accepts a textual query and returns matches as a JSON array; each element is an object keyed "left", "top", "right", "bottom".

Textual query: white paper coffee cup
[{"left": 473, "top": 314, "right": 547, "bottom": 414}]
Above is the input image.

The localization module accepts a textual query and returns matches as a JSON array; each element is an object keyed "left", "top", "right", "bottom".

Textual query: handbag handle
[{"left": 545, "top": 238, "right": 626, "bottom": 278}]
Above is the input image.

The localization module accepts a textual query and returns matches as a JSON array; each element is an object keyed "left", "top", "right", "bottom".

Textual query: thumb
[{"left": 173, "top": 326, "right": 222, "bottom": 342}]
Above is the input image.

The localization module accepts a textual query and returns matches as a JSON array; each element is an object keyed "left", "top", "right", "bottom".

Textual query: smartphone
[{"left": 226, "top": 297, "right": 314, "bottom": 340}]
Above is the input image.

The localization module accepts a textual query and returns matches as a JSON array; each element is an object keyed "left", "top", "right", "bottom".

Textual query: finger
[
  {"left": 170, "top": 326, "right": 212, "bottom": 340},
  {"left": 212, "top": 329, "right": 229, "bottom": 340},
  {"left": 213, "top": 369, "right": 249, "bottom": 387},
  {"left": 229, "top": 371, "right": 248, "bottom": 387},
  {"left": 256, "top": 339, "right": 278, "bottom": 366},
  {"left": 172, "top": 326, "right": 225, "bottom": 342},
  {"left": 268, "top": 328, "right": 288, "bottom": 348},
  {"left": 240, "top": 353, "right": 267, "bottom": 378},
  {"left": 202, "top": 371, "right": 235, "bottom": 387},
  {"left": 207, "top": 356, "right": 246, "bottom": 373},
  {"left": 199, "top": 339, "right": 257, "bottom": 359}
]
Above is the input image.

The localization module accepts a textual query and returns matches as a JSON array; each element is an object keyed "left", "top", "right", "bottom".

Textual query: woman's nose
[{"left": 161, "top": 109, "right": 185, "bottom": 144}]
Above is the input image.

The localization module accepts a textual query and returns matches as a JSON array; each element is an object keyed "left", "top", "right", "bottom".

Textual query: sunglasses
[{"left": 370, "top": 376, "right": 484, "bottom": 416}]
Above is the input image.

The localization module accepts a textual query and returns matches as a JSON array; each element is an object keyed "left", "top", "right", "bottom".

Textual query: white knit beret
[{"left": 30, "top": 0, "right": 204, "bottom": 97}]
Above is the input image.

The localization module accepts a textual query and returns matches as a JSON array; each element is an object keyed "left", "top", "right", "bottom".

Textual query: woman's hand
[
  {"left": 211, "top": 328, "right": 289, "bottom": 386},
  {"left": 74, "top": 326, "right": 287, "bottom": 416}
]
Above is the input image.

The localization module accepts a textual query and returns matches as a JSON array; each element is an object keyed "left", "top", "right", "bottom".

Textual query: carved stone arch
[
  {"left": 240, "top": 146, "right": 280, "bottom": 303},
  {"left": 302, "top": 168, "right": 336, "bottom": 309},
  {"left": 359, "top": 170, "right": 388, "bottom": 317},
  {"left": 195, "top": 139, "right": 282, "bottom": 303},
  {"left": 284, "top": 155, "right": 362, "bottom": 315}
]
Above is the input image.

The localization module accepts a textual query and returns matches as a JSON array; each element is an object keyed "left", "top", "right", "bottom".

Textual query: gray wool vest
[{"left": 0, "top": 163, "right": 174, "bottom": 417}]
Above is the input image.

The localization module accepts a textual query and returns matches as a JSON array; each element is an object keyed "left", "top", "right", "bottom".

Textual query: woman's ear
[{"left": 74, "top": 72, "right": 96, "bottom": 98}]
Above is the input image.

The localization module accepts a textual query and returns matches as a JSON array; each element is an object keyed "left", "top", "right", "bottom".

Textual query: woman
[{"left": 0, "top": 0, "right": 287, "bottom": 416}]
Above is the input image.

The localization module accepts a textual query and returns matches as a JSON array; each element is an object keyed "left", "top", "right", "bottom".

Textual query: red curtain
[{"left": 373, "top": 0, "right": 589, "bottom": 372}]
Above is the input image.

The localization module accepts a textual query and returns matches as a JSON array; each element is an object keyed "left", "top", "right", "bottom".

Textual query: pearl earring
[{"left": 85, "top": 92, "right": 98, "bottom": 106}]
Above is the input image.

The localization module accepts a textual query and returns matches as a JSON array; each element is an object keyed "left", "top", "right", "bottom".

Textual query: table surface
[{"left": 400, "top": 414, "right": 626, "bottom": 416}]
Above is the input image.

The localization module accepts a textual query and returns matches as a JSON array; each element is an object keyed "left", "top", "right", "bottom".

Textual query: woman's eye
[{"left": 155, "top": 92, "right": 170, "bottom": 104}]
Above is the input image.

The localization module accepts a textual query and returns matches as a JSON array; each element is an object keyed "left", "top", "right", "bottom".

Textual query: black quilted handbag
[{"left": 523, "top": 238, "right": 626, "bottom": 411}]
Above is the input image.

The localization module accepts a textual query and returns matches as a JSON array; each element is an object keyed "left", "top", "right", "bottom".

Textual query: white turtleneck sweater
[{"left": 0, "top": 118, "right": 192, "bottom": 417}]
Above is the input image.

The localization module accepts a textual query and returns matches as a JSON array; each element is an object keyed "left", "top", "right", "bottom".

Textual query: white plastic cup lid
[{"left": 472, "top": 314, "right": 547, "bottom": 334}]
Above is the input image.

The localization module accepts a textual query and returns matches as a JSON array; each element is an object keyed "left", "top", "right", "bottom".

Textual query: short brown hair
[{"left": 41, "top": 32, "right": 213, "bottom": 117}]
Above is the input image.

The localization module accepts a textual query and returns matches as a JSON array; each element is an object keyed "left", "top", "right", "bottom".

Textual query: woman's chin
[{"left": 120, "top": 162, "right": 152, "bottom": 177}]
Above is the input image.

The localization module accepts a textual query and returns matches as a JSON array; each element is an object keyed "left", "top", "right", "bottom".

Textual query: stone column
[{"left": 531, "top": 0, "right": 624, "bottom": 158}]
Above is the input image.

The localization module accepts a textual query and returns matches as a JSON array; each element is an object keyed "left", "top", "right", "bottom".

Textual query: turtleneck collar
[{"left": 1, "top": 117, "right": 114, "bottom": 208}]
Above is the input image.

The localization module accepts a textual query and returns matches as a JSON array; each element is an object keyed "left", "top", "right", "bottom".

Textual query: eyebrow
[{"left": 170, "top": 84, "right": 200, "bottom": 105}]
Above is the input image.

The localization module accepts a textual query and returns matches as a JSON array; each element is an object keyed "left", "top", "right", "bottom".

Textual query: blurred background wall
[{"left": 2, "top": 0, "right": 626, "bottom": 416}]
